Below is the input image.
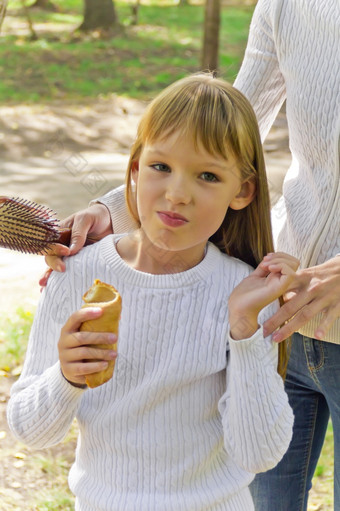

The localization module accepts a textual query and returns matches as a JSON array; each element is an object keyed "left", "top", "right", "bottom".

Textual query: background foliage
[{"left": 1, "top": 0, "right": 253, "bottom": 102}]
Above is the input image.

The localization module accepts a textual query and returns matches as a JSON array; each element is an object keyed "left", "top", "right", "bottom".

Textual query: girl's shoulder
[
  {"left": 208, "top": 243, "right": 254, "bottom": 289},
  {"left": 215, "top": 247, "right": 254, "bottom": 277},
  {"left": 64, "top": 234, "right": 115, "bottom": 270},
  {"left": 59, "top": 234, "right": 117, "bottom": 294}
]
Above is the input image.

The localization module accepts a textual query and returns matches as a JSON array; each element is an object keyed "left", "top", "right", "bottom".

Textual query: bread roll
[{"left": 80, "top": 279, "right": 122, "bottom": 388}]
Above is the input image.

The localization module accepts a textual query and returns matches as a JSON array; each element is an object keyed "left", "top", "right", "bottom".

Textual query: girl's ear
[
  {"left": 229, "top": 179, "right": 256, "bottom": 210},
  {"left": 131, "top": 161, "right": 139, "bottom": 184}
]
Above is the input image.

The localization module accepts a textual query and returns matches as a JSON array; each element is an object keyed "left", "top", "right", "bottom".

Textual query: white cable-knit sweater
[
  {"left": 234, "top": 0, "right": 340, "bottom": 343},
  {"left": 8, "top": 236, "right": 293, "bottom": 511}
]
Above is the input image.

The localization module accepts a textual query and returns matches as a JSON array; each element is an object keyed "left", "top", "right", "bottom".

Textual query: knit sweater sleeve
[
  {"left": 7, "top": 269, "right": 85, "bottom": 449},
  {"left": 91, "top": 185, "right": 137, "bottom": 234},
  {"left": 218, "top": 301, "right": 294, "bottom": 474},
  {"left": 234, "top": 0, "right": 286, "bottom": 141}
]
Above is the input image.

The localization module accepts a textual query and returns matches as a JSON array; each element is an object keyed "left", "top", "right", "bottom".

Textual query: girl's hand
[
  {"left": 228, "top": 252, "right": 299, "bottom": 340},
  {"left": 58, "top": 307, "right": 117, "bottom": 387}
]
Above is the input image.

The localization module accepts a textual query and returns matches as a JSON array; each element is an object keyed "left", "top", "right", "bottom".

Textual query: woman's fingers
[
  {"left": 264, "top": 293, "right": 309, "bottom": 341},
  {"left": 39, "top": 268, "right": 53, "bottom": 289},
  {"left": 315, "top": 303, "right": 340, "bottom": 339},
  {"left": 39, "top": 244, "right": 71, "bottom": 288},
  {"left": 268, "top": 290, "right": 340, "bottom": 342},
  {"left": 264, "top": 256, "right": 340, "bottom": 341},
  {"left": 67, "top": 213, "right": 94, "bottom": 253}
]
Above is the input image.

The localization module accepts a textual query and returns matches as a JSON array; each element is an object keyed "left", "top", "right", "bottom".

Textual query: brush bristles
[{"left": 0, "top": 197, "right": 61, "bottom": 254}]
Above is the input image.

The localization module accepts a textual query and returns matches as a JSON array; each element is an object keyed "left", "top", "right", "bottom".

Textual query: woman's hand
[
  {"left": 39, "top": 203, "right": 113, "bottom": 287},
  {"left": 58, "top": 307, "right": 117, "bottom": 387},
  {"left": 228, "top": 252, "right": 299, "bottom": 340},
  {"left": 263, "top": 255, "right": 340, "bottom": 342}
]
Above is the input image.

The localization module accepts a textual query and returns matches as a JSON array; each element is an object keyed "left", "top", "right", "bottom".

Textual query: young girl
[{"left": 7, "top": 74, "right": 295, "bottom": 511}]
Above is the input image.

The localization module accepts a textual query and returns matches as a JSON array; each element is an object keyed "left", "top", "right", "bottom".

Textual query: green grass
[
  {"left": 1, "top": 0, "right": 254, "bottom": 103},
  {"left": 315, "top": 420, "right": 334, "bottom": 478},
  {"left": 311, "top": 420, "right": 334, "bottom": 509},
  {"left": 29, "top": 446, "right": 76, "bottom": 510},
  {"left": 0, "top": 307, "right": 34, "bottom": 374},
  {"left": 0, "top": 306, "right": 76, "bottom": 509}
]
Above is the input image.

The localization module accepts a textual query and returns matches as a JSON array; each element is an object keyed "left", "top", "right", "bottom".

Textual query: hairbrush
[{"left": 0, "top": 196, "right": 89, "bottom": 255}]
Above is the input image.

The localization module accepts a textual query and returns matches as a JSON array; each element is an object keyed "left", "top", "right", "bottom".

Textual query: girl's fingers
[
  {"left": 62, "top": 360, "right": 109, "bottom": 383},
  {"left": 252, "top": 264, "right": 271, "bottom": 278},
  {"left": 261, "top": 252, "right": 300, "bottom": 271},
  {"left": 63, "top": 307, "right": 103, "bottom": 333},
  {"left": 263, "top": 251, "right": 299, "bottom": 262},
  {"left": 63, "top": 345, "right": 117, "bottom": 363},
  {"left": 59, "top": 338, "right": 118, "bottom": 383},
  {"left": 265, "top": 262, "right": 297, "bottom": 276},
  {"left": 68, "top": 360, "right": 109, "bottom": 378},
  {"left": 73, "top": 330, "right": 117, "bottom": 345},
  {"left": 62, "top": 331, "right": 117, "bottom": 351}
]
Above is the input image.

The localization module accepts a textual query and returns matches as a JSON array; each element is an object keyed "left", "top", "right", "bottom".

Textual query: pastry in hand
[{"left": 80, "top": 279, "right": 122, "bottom": 388}]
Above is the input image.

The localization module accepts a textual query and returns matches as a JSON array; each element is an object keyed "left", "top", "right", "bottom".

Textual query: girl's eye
[
  {"left": 201, "top": 172, "right": 218, "bottom": 182},
  {"left": 152, "top": 163, "right": 170, "bottom": 173}
]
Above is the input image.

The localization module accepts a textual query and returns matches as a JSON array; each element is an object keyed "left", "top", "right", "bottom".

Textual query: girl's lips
[{"left": 157, "top": 211, "right": 188, "bottom": 228}]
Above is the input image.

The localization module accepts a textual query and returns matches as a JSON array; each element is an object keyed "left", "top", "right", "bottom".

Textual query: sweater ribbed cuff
[
  {"left": 47, "top": 362, "right": 87, "bottom": 398},
  {"left": 228, "top": 326, "right": 277, "bottom": 371}
]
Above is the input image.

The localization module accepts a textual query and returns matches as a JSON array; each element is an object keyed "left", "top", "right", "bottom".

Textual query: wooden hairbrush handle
[{"left": 56, "top": 227, "right": 72, "bottom": 246}]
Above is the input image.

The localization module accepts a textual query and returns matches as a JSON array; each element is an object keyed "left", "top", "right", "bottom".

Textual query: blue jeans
[{"left": 250, "top": 332, "right": 340, "bottom": 511}]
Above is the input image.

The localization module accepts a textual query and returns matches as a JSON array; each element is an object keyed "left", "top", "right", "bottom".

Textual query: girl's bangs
[{"left": 141, "top": 84, "right": 236, "bottom": 161}]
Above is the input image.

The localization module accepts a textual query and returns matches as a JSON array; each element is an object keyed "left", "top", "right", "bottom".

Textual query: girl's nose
[{"left": 165, "top": 175, "right": 191, "bottom": 204}]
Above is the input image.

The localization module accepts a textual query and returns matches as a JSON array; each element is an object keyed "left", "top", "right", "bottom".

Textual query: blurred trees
[
  {"left": 0, "top": 0, "right": 8, "bottom": 33},
  {"left": 30, "top": 0, "right": 58, "bottom": 10},
  {"left": 0, "top": 0, "right": 223, "bottom": 69},
  {"left": 202, "top": 0, "right": 220, "bottom": 71},
  {"left": 0, "top": 0, "right": 119, "bottom": 33},
  {"left": 79, "top": 0, "right": 119, "bottom": 31}
]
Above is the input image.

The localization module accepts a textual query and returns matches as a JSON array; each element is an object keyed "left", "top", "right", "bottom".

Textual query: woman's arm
[{"left": 234, "top": 0, "right": 286, "bottom": 141}]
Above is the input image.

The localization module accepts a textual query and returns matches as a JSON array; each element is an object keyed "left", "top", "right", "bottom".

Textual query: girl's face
[{"left": 132, "top": 131, "right": 253, "bottom": 270}]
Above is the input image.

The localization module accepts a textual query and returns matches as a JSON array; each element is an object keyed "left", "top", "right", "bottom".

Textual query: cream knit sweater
[
  {"left": 8, "top": 236, "right": 293, "bottom": 511},
  {"left": 234, "top": 0, "right": 340, "bottom": 343}
]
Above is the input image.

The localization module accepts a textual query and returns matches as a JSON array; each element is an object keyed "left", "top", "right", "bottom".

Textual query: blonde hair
[{"left": 125, "top": 73, "right": 289, "bottom": 377}]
